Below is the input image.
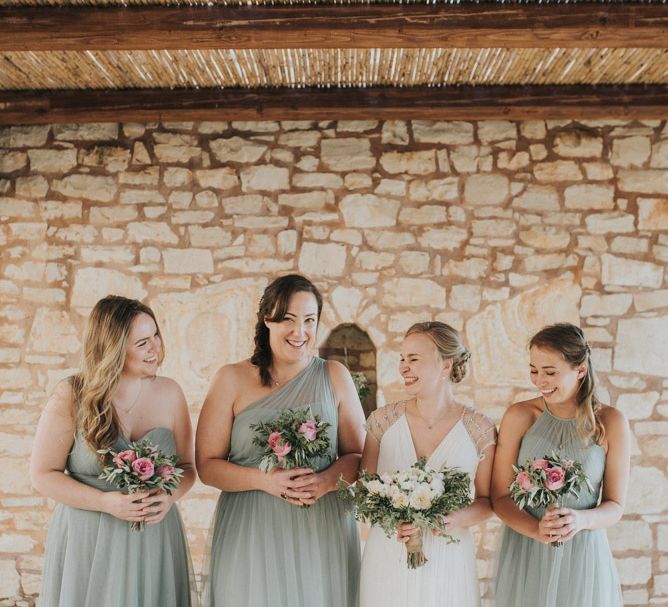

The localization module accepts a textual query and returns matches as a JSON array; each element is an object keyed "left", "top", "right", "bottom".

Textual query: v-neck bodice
[{"left": 377, "top": 413, "right": 478, "bottom": 479}]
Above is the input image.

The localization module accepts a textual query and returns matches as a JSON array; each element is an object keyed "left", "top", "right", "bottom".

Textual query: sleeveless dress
[
  {"left": 494, "top": 405, "right": 622, "bottom": 607},
  {"left": 39, "top": 427, "right": 196, "bottom": 607},
  {"left": 204, "top": 357, "right": 360, "bottom": 607},
  {"left": 359, "top": 401, "right": 496, "bottom": 607}
]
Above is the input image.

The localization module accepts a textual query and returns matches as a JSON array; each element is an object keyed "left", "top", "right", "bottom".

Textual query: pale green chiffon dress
[
  {"left": 40, "top": 428, "right": 196, "bottom": 607},
  {"left": 494, "top": 404, "right": 622, "bottom": 607},
  {"left": 204, "top": 357, "right": 360, "bottom": 607}
]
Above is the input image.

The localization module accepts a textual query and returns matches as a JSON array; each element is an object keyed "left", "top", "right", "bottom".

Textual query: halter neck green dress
[
  {"left": 39, "top": 428, "right": 196, "bottom": 607},
  {"left": 204, "top": 357, "right": 360, "bottom": 607},
  {"left": 494, "top": 404, "right": 622, "bottom": 607}
]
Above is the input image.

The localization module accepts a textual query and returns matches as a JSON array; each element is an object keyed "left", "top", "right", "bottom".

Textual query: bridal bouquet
[
  {"left": 509, "top": 451, "right": 592, "bottom": 547},
  {"left": 98, "top": 439, "right": 184, "bottom": 531},
  {"left": 250, "top": 407, "right": 332, "bottom": 473},
  {"left": 338, "top": 459, "right": 471, "bottom": 568}
]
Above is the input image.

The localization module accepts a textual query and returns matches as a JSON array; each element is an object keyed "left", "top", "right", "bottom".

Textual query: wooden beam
[
  {"left": 2, "top": 85, "right": 667, "bottom": 124},
  {"left": 1, "top": 4, "right": 668, "bottom": 51}
]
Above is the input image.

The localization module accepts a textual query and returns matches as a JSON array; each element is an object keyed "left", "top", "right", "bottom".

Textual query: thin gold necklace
[
  {"left": 115, "top": 379, "right": 144, "bottom": 415},
  {"left": 414, "top": 400, "right": 455, "bottom": 430}
]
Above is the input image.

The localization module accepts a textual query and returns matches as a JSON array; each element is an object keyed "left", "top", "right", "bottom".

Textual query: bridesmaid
[
  {"left": 196, "top": 274, "right": 365, "bottom": 607},
  {"left": 359, "top": 321, "right": 496, "bottom": 607},
  {"left": 30, "top": 295, "right": 196, "bottom": 607},
  {"left": 492, "top": 323, "right": 629, "bottom": 607}
]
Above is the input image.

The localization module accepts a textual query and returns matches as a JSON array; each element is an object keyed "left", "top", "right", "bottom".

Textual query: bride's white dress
[{"left": 359, "top": 401, "right": 495, "bottom": 607}]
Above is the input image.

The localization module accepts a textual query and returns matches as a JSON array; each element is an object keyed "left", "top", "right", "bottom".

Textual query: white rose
[
  {"left": 366, "top": 480, "right": 385, "bottom": 495},
  {"left": 392, "top": 492, "right": 410, "bottom": 509},
  {"left": 409, "top": 486, "right": 433, "bottom": 510},
  {"left": 429, "top": 477, "right": 444, "bottom": 495}
]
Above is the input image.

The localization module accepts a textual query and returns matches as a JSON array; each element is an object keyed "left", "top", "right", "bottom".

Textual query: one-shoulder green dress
[
  {"left": 40, "top": 428, "right": 196, "bottom": 607},
  {"left": 494, "top": 404, "right": 622, "bottom": 607},
  {"left": 204, "top": 357, "right": 360, "bottom": 607}
]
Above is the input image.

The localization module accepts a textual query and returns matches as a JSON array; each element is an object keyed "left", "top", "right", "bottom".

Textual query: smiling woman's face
[
  {"left": 265, "top": 290, "right": 319, "bottom": 365},
  {"left": 529, "top": 345, "right": 585, "bottom": 407},
  {"left": 399, "top": 332, "right": 449, "bottom": 397},
  {"left": 123, "top": 312, "right": 161, "bottom": 378}
]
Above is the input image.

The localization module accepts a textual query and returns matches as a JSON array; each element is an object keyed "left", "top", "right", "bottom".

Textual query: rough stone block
[
  {"left": 382, "top": 278, "right": 445, "bottom": 308},
  {"left": 412, "top": 120, "right": 473, "bottom": 144},
  {"left": 163, "top": 248, "right": 214, "bottom": 274},
  {"left": 638, "top": 198, "right": 668, "bottom": 230},
  {"left": 381, "top": 121, "right": 409, "bottom": 145},
  {"left": 564, "top": 184, "right": 614, "bottom": 209},
  {"left": 601, "top": 254, "right": 663, "bottom": 288},
  {"left": 321, "top": 138, "right": 375, "bottom": 171},
  {"left": 611, "top": 136, "right": 651, "bottom": 168},
  {"left": 614, "top": 316, "right": 668, "bottom": 377},
  {"left": 52, "top": 174, "right": 116, "bottom": 202},
  {"left": 195, "top": 168, "right": 239, "bottom": 190},
  {"left": 380, "top": 150, "right": 436, "bottom": 175},
  {"left": 511, "top": 185, "right": 559, "bottom": 211},
  {"left": 618, "top": 169, "right": 668, "bottom": 195},
  {"left": 534, "top": 161, "right": 583, "bottom": 182},
  {"left": 71, "top": 268, "right": 147, "bottom": 312},
  {"left": 241, "top": 165, "right": 290, "bottom": 192},
  {"left": 340, "top": 194, "right": 399, "bottom": 228},
  {"left": 580, "top": 293, "right": 632, "bottom": 317},
  {"left": 418, "top": 227, "right": 468, "bottom": 250}
]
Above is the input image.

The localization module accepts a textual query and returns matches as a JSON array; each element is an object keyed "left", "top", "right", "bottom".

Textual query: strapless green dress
[{"left": 40, "top": 428, "right": 196, "bottom": 607}]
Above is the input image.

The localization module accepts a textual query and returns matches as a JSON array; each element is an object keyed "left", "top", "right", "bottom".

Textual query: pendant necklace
[{"left": 115, "top": 379, "right": 144, "bottom": 415}]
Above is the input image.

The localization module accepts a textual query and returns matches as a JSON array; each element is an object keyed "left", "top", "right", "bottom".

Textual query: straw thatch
[{"left": 1, "top": 48, "right": 667, "bottom": 90}]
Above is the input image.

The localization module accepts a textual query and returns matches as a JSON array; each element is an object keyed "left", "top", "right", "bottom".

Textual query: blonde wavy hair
[
  {"left": 405, "top": 321, "right": 471, "bottom": 383},
  {"left": 71, "top": 295, "right": 164, "bottom": 456},
  {"left": 530, "top": 323, "right": 605, "bottom": 446}
]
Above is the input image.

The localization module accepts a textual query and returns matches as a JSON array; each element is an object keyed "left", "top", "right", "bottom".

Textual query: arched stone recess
[{"left": 319, "top": 324, "right": 377, "bottom": 419}]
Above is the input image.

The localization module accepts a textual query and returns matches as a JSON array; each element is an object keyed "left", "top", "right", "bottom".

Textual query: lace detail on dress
[
  {"left": 365, "top": 401, "right": 409, "bottom": 443},
  {"left": 461, "top": 407, "right": 497, "bottom": 461}
]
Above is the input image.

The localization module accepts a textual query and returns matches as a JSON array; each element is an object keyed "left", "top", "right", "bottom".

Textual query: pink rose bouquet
[
  {"left": 509, "top": 451, "right": 592, "bottom": 547},
  {"left": 250, "top": 407, "right": 332, "bottom": 474},
  {"left": 98, "top": 438, "right": 183, "bottom": 531}
]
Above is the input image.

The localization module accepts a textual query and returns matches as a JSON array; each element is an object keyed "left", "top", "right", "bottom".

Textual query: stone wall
[{"left": 0, "top": 118, "right": 667, "bottom": 606}]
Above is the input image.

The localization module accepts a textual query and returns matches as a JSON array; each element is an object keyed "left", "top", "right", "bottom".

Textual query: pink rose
[
  {"left": 532, "top": 459, "right": 549, "bottom": 471},
  {"left": 544, "top": 466, "right": 565, "bottom": 491},
  {"left": 298, "top": 419, "right": 318, "bottom": 442},
  {"left": 113, "top": 449, "right": 137, "bottom": 468},
  {"left": 515, "top": 470, "right": 534, "bottom": 492},
  {"left": 268, "top": 431, "right": 282, "bottom": 450},
  {"left": 157, "top": 465, "right": 175, "bottom": 481},
  {"left": 267, "top": 431, "right": 292, "bottom": 461},
  {"left": 132, "top": 457, "right": 155, "bottom": 481}
]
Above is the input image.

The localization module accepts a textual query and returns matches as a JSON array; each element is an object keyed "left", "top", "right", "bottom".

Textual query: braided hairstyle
[
  {"left": 405, "top": 321, "right": 471, "bottom": 383},
  {"left": 250, "top": 274, "right": 323, "bottom": 387},
  {"left": 530, "top": 322, "right": 605, "bottom": 446}
]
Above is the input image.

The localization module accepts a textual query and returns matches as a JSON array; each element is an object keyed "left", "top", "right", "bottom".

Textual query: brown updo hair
[
  {"left": 405, "top": 321, "right": 471, "bottom": 383},
  {"left": 530, "top": 322, "right": 605, "bottom": 446},
  {"left": 250, "top": 274, "right": 323, "bottom": 387}
]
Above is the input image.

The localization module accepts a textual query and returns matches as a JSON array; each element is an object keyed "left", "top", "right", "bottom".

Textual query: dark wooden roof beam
[
  {"left": 1, "top": 4, "right": 668, "bottom": 51},
  {"left": 2, "top": 84, "right": 667, "bottom": 124}
]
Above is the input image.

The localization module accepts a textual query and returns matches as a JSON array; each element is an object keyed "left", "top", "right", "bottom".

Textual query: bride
[{"left": 359, "top": 321, "right": 496, "bottom": 607}]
